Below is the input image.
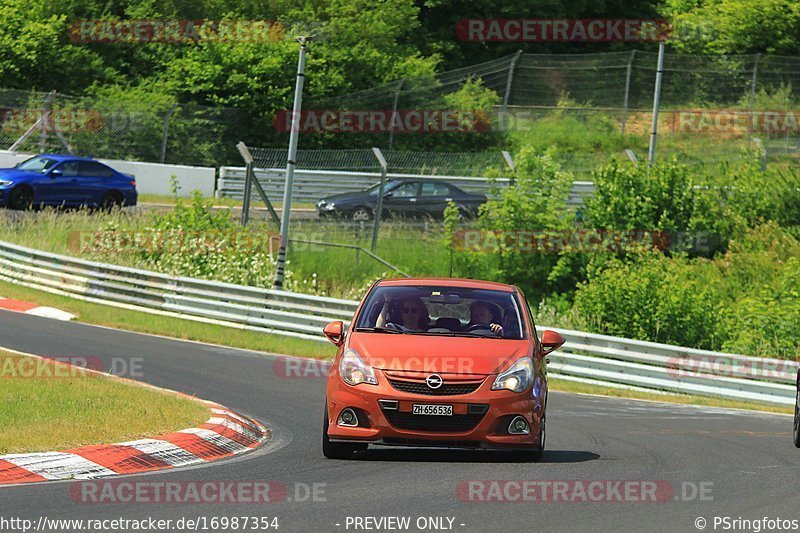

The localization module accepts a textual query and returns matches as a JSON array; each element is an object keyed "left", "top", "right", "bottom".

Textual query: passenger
[{"left": 466, "top": 300, "right": 504, "bottom": 336}]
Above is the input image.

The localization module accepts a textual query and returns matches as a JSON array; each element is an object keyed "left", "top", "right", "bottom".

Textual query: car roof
[
  {"left": 37, "top": 153, "right": 97, "bottom": 162},
  {"left": 377, "top": 277, "right": 516, "bottom": 292}
]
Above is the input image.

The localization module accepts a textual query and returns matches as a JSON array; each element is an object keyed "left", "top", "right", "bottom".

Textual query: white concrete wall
[{"left": 0, "top": 150, "right": 216, "bottom": 197}]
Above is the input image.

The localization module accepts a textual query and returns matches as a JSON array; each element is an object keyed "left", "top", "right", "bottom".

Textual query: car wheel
[
  {"left": 351, "top": 206, "right": 372, "bottom": 222},
  {"left": 794, "top": 371, "right": 799, "bottom": 448},
  {"left": 8, "top": 186, "right": 33, "bottom": 210},
  {"left": 322, "top": 404, "right": 367, "bottom": 459},
  {"left": 101, "top": 191, "right": 123, "bottom": 211}
]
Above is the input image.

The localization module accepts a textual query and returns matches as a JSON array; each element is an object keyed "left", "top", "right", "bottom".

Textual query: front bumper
[{"left": 326, "top": 369, "right": 544, "bottom": 449}]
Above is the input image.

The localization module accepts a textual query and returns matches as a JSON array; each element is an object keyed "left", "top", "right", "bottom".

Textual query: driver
[
  {"left": 376, "top": 296, "right": 431, "bottom": 331},
  {"left": 466, "top": 301, "right": 504, "bottom": 336}
]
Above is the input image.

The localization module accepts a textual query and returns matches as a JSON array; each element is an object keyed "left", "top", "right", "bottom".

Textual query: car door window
[
  {"left": 78, "top": 161, "right": 114, "bottom": 178},
  {"left": 55, "top": 161, "right": 79, "bottom": 177},
  {"left": 391, "top": 182, "right": 419, "bottom": 198},
  {"left": 421, "top": 182, "right": 451, "bottom": 197}
]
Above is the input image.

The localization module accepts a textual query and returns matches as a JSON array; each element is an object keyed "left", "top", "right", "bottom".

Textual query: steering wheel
[{"left": 465, "top": 323, "right": 491, "bottom": 332}]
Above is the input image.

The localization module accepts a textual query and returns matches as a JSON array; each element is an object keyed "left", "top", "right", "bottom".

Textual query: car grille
[
  {"left": 388, "top": 379, "right": 482, "bottom": 396},
  {"left": 383, "top": 410, "right": 487, "bottom": 433}
]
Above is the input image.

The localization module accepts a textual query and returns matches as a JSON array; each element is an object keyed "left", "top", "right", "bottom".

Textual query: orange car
[{"left": 322, "top": 277, "right": 565, "bottom": 460}]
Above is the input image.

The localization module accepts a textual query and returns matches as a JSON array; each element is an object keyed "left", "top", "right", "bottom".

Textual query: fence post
[
  {"left": 388, "top": 79, "right": 405, "bottom": 150},
  {"left": 371, "top": 147, "right": 388, "bottom": 252},
  {"left": 621, "top": 50, "right": 636, "bottom": 136},
  {"left": 648, "top": 41, "right": 666, "bottom": 165},
  {"left": 500, "top": 51, "right": 523, "bottom": 132},
  {"left": 38, "top": 91, "right": 55, "bottom": 153},
  {"left": 747, "top": 53, "right": 761, "bottom": 145},
  {"left": 160, "top": 103, "right": 178, "bottom": 164},
  {"left": 502, "top": 150, "right": 516, "bottom": 185}
]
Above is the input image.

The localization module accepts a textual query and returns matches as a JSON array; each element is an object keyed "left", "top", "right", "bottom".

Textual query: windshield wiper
[{"left": 354, "top": 327, "right": 405, "bottom": 334}]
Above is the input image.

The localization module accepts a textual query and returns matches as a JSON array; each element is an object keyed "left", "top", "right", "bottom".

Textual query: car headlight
[
  {"left": 339, "top": 348, "right": 377, "bottom": 386},
  {"left": 323, "top": 202, "right": 335, "bottom": 210},
  {"left": 492, "top": 357, "right": 533, "bottom": 393},
  {"left": 0, "top": 180, "right": 12, "bottom": 187}
]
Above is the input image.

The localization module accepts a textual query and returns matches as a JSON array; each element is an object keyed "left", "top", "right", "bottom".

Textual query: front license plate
[{"left": 412, "top": 404, "right": 453, "bottom": 416}]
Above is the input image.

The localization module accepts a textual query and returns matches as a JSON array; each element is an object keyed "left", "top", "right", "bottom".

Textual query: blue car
[{"left": 0, "top": 154, "right": 137, "bottom": 210}]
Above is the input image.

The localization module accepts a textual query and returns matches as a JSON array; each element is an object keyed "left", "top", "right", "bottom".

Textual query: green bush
[
  {"left": 469, "top": 147, "right": 583, "bottom": 302},
  {"left": 716, "top": 223, "right": 800, "bottom": 358},
  {"left": 586, "top": 159, "right": 697, "bottom": 232},
  {"left": 573, "top": 253, "right": 724, "bottom": 349}
]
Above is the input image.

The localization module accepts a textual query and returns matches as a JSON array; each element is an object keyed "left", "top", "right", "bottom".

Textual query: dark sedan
[
  {"left": 317, "top": 179, "right": 486, "bottom": 221},
  {"left": 0, "top": 154, "right": 137, "bottom": 210}
]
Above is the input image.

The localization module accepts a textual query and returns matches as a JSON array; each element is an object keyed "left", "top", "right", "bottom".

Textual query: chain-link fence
[
  {"left": 314, "top": 50, "right": 800, "bottom": 167},
  {"left": 2, "top": 51, "right": 798, "bottom": 168},
  {"left": 0, "top": 88, "right": 252, "bottom": 167}
]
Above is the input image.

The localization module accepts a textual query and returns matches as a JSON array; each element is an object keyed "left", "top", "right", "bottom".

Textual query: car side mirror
[
  {"left": 50, "top": 169, "right": 62, "bottom": 177},
  {"left": 323, "top": 321, "right": 345, "bottom": 346},
  {"left": 540, "top": 330, "right": 565, "bottom": 356}
]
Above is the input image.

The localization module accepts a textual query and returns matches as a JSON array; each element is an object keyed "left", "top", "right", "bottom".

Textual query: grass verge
[
  {"left": 1, "top": 280, "right": 791, "bottom": 416},
  {"left": 0, "top": 350, "right": 211, "bottom": 454}
]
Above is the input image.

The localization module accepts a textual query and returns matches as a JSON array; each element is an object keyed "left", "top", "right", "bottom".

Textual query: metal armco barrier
[
  {"left": 0, "top": 238, "right": 795, "bottom": 405},
  {"left": 217, "top": 167, "right": 595, "bottom": 209}
]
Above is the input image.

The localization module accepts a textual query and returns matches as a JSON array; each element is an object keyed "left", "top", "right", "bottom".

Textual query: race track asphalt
[{"left": 0, "top": 310, "right": 797, "bottom": 533}]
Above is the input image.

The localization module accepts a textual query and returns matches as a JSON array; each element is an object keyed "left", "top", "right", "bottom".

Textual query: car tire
[
  {"left": 794, "top": 370, "right": 799, "bottom": 448},
  {"left": 8, "top": 186, "right": 33, "bottom": 210},
  {"left": 322, "top": 405, "right": 367, "bottom": 459},
  {"left": 351, "top": 206, "right": 372, "bottom": 222},
  {"left": 101, "top": 191, "right": 123, "bottom": 211},
  {"left": 530, "top": 412, "right": 546, "bottom": 461}
]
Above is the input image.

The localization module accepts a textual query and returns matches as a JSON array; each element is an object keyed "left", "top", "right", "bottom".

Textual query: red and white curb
[
  {"left": 0, "top": 347, "right": 269, "bottom": 486},
  {"left": 0, "top": 403, "right": 268, "bottom": 485},
  {"left": 0, "top": 297, "right": 76, "bottom": 321}
]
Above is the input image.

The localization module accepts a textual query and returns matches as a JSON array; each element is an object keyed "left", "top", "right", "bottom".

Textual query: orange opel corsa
[{"left": 322, "top": 278, "right": 565, "bottom": 460}]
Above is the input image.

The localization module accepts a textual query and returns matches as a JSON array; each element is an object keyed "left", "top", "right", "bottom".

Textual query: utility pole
[
  {"left": 648, "top": 40, "right": 666, "bottom": 165},
  {"left": 273, "top": 36, "right": 311, "bottom": 290}
]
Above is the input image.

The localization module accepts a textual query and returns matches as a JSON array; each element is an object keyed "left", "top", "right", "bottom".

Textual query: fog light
[
  {"left": 508, "top": 416, "right": 530, "bottom": 435},
  {"left": 337, "top": 408, "right": 358, "bottom": 427}
]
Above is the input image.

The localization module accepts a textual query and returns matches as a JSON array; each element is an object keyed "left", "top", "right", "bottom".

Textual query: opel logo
[{"left": 426, "top": 374, "right": 443, "bottom": 389}]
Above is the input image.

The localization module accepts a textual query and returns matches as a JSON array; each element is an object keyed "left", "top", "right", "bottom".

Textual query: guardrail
[
  {"left": 0, "top": 238, "right": 795, "bottom": 406},
  {"left": 217, "top": 167, "right": 595, "bottom": 209}
]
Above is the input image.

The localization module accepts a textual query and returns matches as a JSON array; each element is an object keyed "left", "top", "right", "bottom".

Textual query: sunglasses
[{"left": 402, "top": 307, "right": 420, "bottom": 314}]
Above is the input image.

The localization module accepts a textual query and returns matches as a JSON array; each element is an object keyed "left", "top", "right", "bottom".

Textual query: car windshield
[
  {"left": 17, "top": 156, "right": 58, "bottom": 173},
  {"left": 364, "top": 180, "right": 400, "bottom": 195},
  {"left": 354, "top": 285, "right": 525, "bottom": 339}
]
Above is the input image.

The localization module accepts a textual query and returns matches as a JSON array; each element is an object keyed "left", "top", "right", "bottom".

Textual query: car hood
[
  {"left": 348, "top": 332, "right": 530, "bottom": 376},
  {"left": 319, "top": 191, "right": 373, "bottom": 204},
  {"left": 0, "top": 168, "right": 37, "bottom": 181}
]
